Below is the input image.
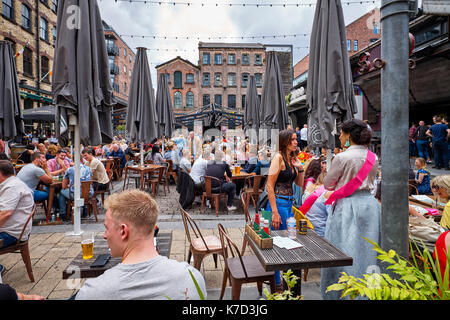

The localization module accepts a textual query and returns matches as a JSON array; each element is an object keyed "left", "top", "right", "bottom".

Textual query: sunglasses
[{"left": 431, "top": 185, "right": 439, "bottom": 190}]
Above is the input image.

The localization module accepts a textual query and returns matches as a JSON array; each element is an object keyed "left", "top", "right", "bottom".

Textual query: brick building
[
  {"left": 102, "top": 20, "right": 135, "bottom": 129},
  {"left": 1, "top": 0, "right": 58, "bottom": 132},
  {"left": 293, "top": 8, "right": 381, "bottom": 85},
  {"left": 155, "top": 56, "right": 201, "bottom": 114}
]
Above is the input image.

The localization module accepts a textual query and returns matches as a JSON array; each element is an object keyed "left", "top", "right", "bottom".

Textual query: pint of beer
[
  {"left": 235, "top": 166, "right": 241, "bottom": 175},
  {"left": 81, "top": 232, "right": 94, "bottom": 260}
]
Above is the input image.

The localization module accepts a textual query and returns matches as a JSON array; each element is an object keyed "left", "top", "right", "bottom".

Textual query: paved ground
[{"left": 0, "top": 179, "right": 322, "bottom": 300}]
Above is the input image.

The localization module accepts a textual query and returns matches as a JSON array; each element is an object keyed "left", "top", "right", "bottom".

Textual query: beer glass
[
  {"left": 81, "top": 232, "right": 94, "bottom": 260},
  {"left": 235, "top": 166, "right": 241, "bottom": 175}
]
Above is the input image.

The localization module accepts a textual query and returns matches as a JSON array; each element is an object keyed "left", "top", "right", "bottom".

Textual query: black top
[
  {"left": 18, "top": 150, "right": 32, "bottom": 164},
  {"left": 274, "top": 156, "right": 297, "bottom": 196},
  {"left": 205, "top": 162, "right": 232, "bottom": 188},
  {"left": 414, "top": 125, "right": 429, "bottom": 141}
]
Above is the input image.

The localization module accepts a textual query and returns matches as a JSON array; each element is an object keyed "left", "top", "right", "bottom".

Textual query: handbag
[{"left": 256, "top": 189, "right": 269, "bottom": 213}]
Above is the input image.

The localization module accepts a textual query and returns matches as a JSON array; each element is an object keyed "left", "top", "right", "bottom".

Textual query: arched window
[
  {"left": 174, "top": 91, "right": 182, "bottom": 109},
  {"left": 186, "top": 92, "right": 194, "bottom": 108},
  {"left": 21, "top": 4, "right": 31, "bottom": 30},
  {"left": 174, "top": 71, "right": 182, "bottom": 88},
  {"left": 40, "top": 17, "right": 48, "bottom": 41},
  {"left": 41, "top": 56, "right": 50, "bottom": 83},
  {"left": 23, "top": 47, "right": 33, "bottom": 76}
]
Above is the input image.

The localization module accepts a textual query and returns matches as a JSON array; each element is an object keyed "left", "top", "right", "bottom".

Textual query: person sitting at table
[
  {"left": 205, "top": 150, "right": 237, "bottom": 211},
  {"left": 45, "top": 144, "right": 58, "bottom": 160},
  {"left": 82, "top": 148, "right": 110, "bottom": 192},
  {"left": 242, "top": 146, "right": 258, "bottom": 174},
  {"left": 58, "top": 159, "right": 94, "bottom": 221},
  {"left": 431, "top": 175, "right": 450, "bottom": 230},
  {"left": 145, "top": 145, "right": 165, "bottom": 165},
  {"left": 190, "top": 147, "right": 212, "bottom": 203},
  {"left": 0, "top": 161, "right": 34, "bottom": 275},
  {"left": 47, "top": 150, "right": 71, "bottom": 177},
  {"left": 17, "top": 144, "right": 34, "bottom": 164},
  {"left": 433, "top": 230, "right": 450, "bottom": 288},
  {"left": 74, "top": 189, "right": 206, "bottom": 300},
  {"left": 16, "top": 152, "right": 53, "bottom": 203},
  {"left": 249, "top": 150, "right": 271, "bottom": 176},
  {"left": 179, "top": 149, "right": 192, "bottom": 173},
  {"left": 163, "top": 142, "right": 179, "bottom": 170},
  {"left": 414, "top": 158, "right": 432, "bottom": 195},
  {"left": 107, "top": 144, "right": 127, "bottom": 169},
  {"left": 222, "top": 145, "right": 232, "bottom": 165},
  {"left": 303, "top": 158, "right": 324, "bottom": 190}
]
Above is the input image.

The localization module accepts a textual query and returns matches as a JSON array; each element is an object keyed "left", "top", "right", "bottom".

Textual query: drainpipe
[
  {"left": 380, "top": 0, "right": 411, "bottom": 259},
  {"left": 35, "top": 1, "right": 41, "bottom": 109}
]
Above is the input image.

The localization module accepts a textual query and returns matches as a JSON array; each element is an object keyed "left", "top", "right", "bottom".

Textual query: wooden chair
[
  {"left": 0, "top": 205, "right": 36, "bottom": 282},
  {"left": 34, "top": 184, "right": 48, "bottom": 213},
  {"left": 179, "top": 203, "right": 223, "bottom": 271},
  {"left": 408, "top": 179, "right": 418, "bottom": 195},
  {"left": 242, "top": 175, "right": 265, "bottom": 210},
  {"left": 200, "top": 176, "right": 228, "bottom": 217},
  {"left": 93, "top": 170, "right": 113, "bottom": 206},
  {"left": 166, "top": 159, "right": 177, "bottom": 184},
  {"left": 147, "top": 166, "right": 167, "bottom": 197},
  {"left": 218, "top": 223, "right": 276, "bottom": 300},
  {"left": 111, "top": 158, "right": 123, "bottom": 181},
  {"left": 67, "top": 181, "right": 99, "bottom": 223}
]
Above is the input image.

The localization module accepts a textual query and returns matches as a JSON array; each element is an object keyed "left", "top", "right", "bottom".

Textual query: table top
[
  {"left": 409, "top": 195, "right": 445, "bottom": 210},
  {"left": 62, "top": 232, "right": 172, "bottom": 279},
  {"left": 246, "top": 229, "right": 353, "bottom": 272},
  {"left": 126, "top": 164, "right": 164, "bottom": 171},
  {"left": 231, "top": 172, "right": 251, "bottom": 180}
]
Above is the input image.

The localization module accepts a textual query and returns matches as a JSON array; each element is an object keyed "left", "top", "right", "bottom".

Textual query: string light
[
  {"left": 134, "top": 46, "right": 309, "bottom": 52},
  {"left": 121, "top": 32, "right": 311, "bottom": 40},
  {"left": 112, "top": 0, "right": 378, "bottom": 7}
]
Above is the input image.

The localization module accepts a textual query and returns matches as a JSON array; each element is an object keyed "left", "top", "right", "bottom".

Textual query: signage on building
[{"left": 423, "top": 0, "right": 450, "bottom": 15}]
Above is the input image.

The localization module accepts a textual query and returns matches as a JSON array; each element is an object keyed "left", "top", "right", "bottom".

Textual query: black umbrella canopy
[
  {"left": 244, "top": 75, "right": 260, "bottom": 131},
  {"left": 306, "top": 0, "right": 357, "bottom": 150},
  {"left": 156, "top": 73, "right": 174, "bottom": 139},
  {"left": 0, "top": 41, "right": 24, "bottom": 140},
  {"left": 126, "top": 48, "right": 158, "bottom": 143},
  {"left": 52, "top": 0, "right": 115, "bottom": 147},
  {"left": 259, "top": 51, "right": 290, "bottom": 132},
  {"left": 22, "top": 105, "right": 56, "bottom": 122}
]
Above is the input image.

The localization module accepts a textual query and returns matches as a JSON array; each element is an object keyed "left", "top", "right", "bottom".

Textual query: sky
[{"left": 97, "top": 0, "right": 379, "bottom": 87}]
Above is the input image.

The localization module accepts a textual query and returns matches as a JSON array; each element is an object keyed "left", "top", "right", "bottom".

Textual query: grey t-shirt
[
  {"left": 75, "top": 255, "right": 206, "bottom": 300},
  {"left": 16, "top": 163, "right": 45, "bottom": 191}
]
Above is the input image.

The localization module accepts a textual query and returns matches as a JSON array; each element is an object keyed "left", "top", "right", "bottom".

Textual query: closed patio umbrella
[
  {"left": 244, "top": 75, "right": 260, "bottom": 144},
  {"left": 53, "top": 0, "right": 115, "bottom": 235},
  {"left": 126, "top": 47, "right": 158, "bottom": 166},
  {"left": 306, "top": 0, "right": 357, "bottom": 151},
  {"left": 155, "top": 73, "right": 174, "bottom": 141},
  {"left": 259, "top": 51, "right": 290, "bottom": 145},
  {"left": 0, "top": 41, "right": 24, "bottom": 140}
]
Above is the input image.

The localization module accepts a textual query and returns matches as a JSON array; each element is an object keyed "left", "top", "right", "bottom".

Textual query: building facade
[
  {"left": 102, "top": 20, "right": 135, "bottom": 129},
  {"left": 155, "top": 56, "right": 201, "bottom": 114},
  {"left": 1, "top": 0, "right": 58, "bottom": 132}
]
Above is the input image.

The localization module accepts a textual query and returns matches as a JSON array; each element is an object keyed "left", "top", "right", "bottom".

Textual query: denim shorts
[{"left": 0, "top": 232, "right": 18, "bottom": 248}]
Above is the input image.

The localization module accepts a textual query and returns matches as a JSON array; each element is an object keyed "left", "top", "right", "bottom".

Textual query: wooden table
[
  {"left": 46, "top": 180, "right": 63, "bottom": 222},
  {"left": 409, "top": 199, "right": 442, "bottom": 222},
  {"left": 122, "top": 164, "right": 164, "bottom": 191},
  {"left": 231, "top": 172, "right": 251, "bottom": 181},
  {"left": 245, "top": 229, "right": 353, "bottom": 295},
  {"left": 409, "top": 195, "right": 445, "bottom": 212},
  {"left": 62, "top": 232, "right": 172, "bottom": 280},
  {"left": 0, "top": 239, "right": 3, "bottom": 247}
]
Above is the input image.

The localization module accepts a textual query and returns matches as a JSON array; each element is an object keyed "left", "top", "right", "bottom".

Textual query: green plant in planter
[
  {"left": 326, "top": 238, "right": 450, "bottom": 300},
  {"left": 262, "top": 269, "right": 303, "bottom": 300}
]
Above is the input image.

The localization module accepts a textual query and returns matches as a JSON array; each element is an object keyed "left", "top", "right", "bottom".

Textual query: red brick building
[
  {"left": 293, "top": 8, "right": 381, "bottom": 85},
  {"left": 155, "top": 56, "right": 201, "bottom": 114}
]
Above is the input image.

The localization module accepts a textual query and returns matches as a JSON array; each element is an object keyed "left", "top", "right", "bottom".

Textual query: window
[
  {"left": 202, "top": 52, "right": 210, "bottom": 65},
  {"left": 228, "top": 54, "right": 236, "bottom": 65},
  {"left": 241, "top": 95, "right": 246, "bottom": 109},
  {"left": 353, "top": 40, "right": 358, "bottom": 51},
  {"left": 52, "top": 0, "right": 58, "bottom": 12},
  {"left": 241, "top": 73, "right": 249, "bottom": 87},
  {"left": 124, "top": 65, "right": 127, "bottom": 74},
  {"left": 124, "top": 82, "right": 127, "bottom": 93},
  {"left": 214, "top": 53, "right": 222, "bottom": 65},
  {"left": 254, "top": 54, "right": 262, "bottom": 65},
  {"left": 41, "top": 56, "right": 50, "bottom": 83},
  {"left": 186, "top": 92, "right": 194, "bottom": 108},
  {"left": 174, "top": 91, "right": 182, "bottom": 109},
  {"left": 40, "top": 0, "right": 48, "bottom": 5},
  {"left": 242, "top": 54, "right": 249, "bottom": 65},
  {"left": 22, "top": 5, "right": 31, "bottom": 30},
  {"left": 202, "top": 73, "right": 210, "bottom": 86},
  {"left": 214, "top": 94, "right": 222, "bottom": 107},
  {"left": 2, "top": 0, "right": 14, "bottom": 21},
  {"left": 53, "top": 27, "right": 57, "bottom": 44},
  {"left": 369, "top": 38, "right": 378, "bottom": 45},
  {"left": 174, "top": 71, "right": 182, "bottom": 88},
  {"left": 228, "top": 73, "right": 236, "bottom": 86},
  {"left": 124, "top": 48, "right": 127, "bottom": 57},
  {"left": 228, "top": 95, "right": 236, "bottom": 109},
  {"left": 40, "top": 17, "right": 49, "bottom": 42},
  {"left": 202, "top": 94, "right": 210, "bottom": 107},
  {"left": 255, "top": 73, "right": 262, "bottom": 87},
  {"left": 186, "top": 73, "right": 194, "bottom": 84},
  {"left": 129, "top": 54, "right": 132, "bottom": 63},
  {"left": 347, "top": 40, "right": 351, "bottom": 51},
  {"left": 24, "top": 99, "right": 34, "bottom": 110},
  {"left": 23, "top": 47, "right": 33, "bottom": 76},
  {"left": 165, "top": 73, "right": 170, "bottom": 83},
  {"left": 214, "top": 73, "right": 222, "bottom": 86}
]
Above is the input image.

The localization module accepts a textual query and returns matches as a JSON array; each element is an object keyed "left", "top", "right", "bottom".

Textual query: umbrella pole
[{"left": 140, "top": 143, "right": 144, "bottom": 167}]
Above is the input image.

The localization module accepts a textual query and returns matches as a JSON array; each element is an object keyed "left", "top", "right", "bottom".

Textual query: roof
[
  {"left": 198, "top": 42, "right": 266, "bottom": 49},
  {"left": 155, "top": 56, "right": 200, "bottom": 70}
]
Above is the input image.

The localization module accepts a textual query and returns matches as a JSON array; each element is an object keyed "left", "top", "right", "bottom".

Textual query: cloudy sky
[{"left": 97, "top": 0, "right": 379, "bottom": 85}]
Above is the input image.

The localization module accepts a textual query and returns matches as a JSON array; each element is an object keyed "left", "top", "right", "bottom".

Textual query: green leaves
[{"left": 262, "top": 269, "right": 303, "bottom": 300}]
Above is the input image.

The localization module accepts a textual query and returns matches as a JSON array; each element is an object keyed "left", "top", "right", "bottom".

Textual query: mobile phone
[{"left": 90, "top": 254, "right": 111, "bottom": 268}]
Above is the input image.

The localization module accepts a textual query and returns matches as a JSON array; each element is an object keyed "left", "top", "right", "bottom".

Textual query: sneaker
[
  {"left": 426, "top": 160, "right": 432, "bottom": 164},
  {"left": 0, "top": 264, "right": 6, "bottom": 277},
  {"left": 227, "top": 206, "right": 237, "bottom": 211}
]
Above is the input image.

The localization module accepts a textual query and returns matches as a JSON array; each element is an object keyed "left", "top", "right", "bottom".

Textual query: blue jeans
[
  {"left": 0, "top": 232, "right": 18, "bottom": 248},
  {"left": 59, "top": 189, "right": 88, "bottom": 219},
  {"left": 416, "top": 140, "right": 430, "bottom": 160},
  {"left": 433, "top": 140, "right": 449, "bottom": 168},
  {"left": 409, "top": 141, "right": 417, "bottom": 157},
  {"left": 33, "top": 189, "right": 49, "bottom": 202}
]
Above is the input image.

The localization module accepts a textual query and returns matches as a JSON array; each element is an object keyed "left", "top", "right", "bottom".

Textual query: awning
[
  {"left": 20, "top": 91, "right": 53, "bottom": 104},
  {"left": 22, "top": 105, "right": 56, "bottom": 122}
]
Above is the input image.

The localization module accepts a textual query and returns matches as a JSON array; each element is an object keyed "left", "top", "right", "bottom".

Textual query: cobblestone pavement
[{"left": 0, "top": 179, "right": 321, "bottom": 300}]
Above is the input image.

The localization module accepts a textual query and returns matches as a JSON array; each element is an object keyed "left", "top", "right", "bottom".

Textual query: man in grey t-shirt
[{"left": 75, "top": 189, "right": 206, "bottom": 300}]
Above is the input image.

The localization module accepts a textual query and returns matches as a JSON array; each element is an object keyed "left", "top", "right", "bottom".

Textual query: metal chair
[
  {"left": 66, "top": 181, "right": 98, "bottom": 223},
  {"left": 200, "top": 176, "right": 228, "bottom": 217},
  {"left": 242, "top": 175, "right": 265, "bottom": 209}
]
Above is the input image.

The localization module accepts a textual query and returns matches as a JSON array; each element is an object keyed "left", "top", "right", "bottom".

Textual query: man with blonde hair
[{"left": 75, "top": 189, "right": 206, "bottom": 300}]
